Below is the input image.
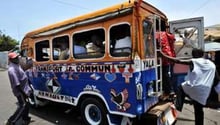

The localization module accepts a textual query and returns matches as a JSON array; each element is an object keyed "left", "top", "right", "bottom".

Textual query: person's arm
[
  {"left": 159, "top": 51, "right": 192, "bottom": 65},
  {"left": 11, "top": 71, "right": 29, "bottom": 97},
  {"left": 16, "top": 85, "right": 28, "bottom": 97}
]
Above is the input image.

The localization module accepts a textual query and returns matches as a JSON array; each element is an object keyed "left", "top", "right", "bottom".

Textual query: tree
[{"left": 0, "top": 30, "right": 19, "bottom": 51}]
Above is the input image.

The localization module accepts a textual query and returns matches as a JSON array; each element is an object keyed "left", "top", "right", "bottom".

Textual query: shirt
[
  {"left": 8, "top": 63, "right": 32, "bottom": 97},
  {"left": 156, "top": 32, "right": 176, "bottom": 65},
  {"left": 182, "top": 58, "right": 216, "bottom": 105},
  {"left": 59, "top": 49, "right": 69, "bottom": 60},
  {"left": 114, "top": 36, "right": 131, "bottom": 53}
]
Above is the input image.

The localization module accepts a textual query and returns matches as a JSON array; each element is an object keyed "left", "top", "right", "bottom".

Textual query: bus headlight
[{"left": 136, "top": 104, "right": 143, "bottom": 114}]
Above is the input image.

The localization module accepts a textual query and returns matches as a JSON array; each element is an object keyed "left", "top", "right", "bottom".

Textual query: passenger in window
[
  {"left": 59, "top": 44, "right": 69, "bottom": 60},
  {"left": 114, "top": 36, "right": 131, "bottom": 53},
  {"left": 86, "top": 35, "right": 104, "bottom": 54}
]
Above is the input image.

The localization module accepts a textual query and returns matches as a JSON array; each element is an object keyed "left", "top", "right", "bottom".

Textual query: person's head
[
  {"left": 60, "top": 43, "right": 68, "bottom": 50},
  {"left": 8, "top": 52, "right": 19, "bottom": 64},
  {"left": 192, "top": 48, "right": 204, "bottom": 58},
  {"left": 184, "top": 30, "right": 189, "bottom": 38},
  {"left": 91, "top": 35, "right": 102, "bottom": 47}
]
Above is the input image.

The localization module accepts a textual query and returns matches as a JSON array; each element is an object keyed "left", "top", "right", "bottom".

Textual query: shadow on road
[
  {"left": 176, "top": 117, "right": 194, "bottom": 122},
  {"left": 29, "top": 103, "right": 82, "bottom": 125}
]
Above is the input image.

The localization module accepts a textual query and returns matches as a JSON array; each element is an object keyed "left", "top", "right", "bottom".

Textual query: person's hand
[{"left": 21, "top": 90, "right": 30, "bottom": 98}]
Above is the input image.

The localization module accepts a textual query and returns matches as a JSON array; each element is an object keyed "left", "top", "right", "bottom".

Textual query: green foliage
[{"left": 0, "top": 30, "right": 19, "bottom": 51}]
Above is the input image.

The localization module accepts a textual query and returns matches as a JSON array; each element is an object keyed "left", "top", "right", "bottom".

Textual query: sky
[{"left": 0, "top": 0, "right": 219, "bottom": 42}]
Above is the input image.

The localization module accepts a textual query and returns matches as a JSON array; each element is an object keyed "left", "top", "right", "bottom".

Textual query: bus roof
[{"left": 23, "top": 0, "right": 166, "bottom": 39}]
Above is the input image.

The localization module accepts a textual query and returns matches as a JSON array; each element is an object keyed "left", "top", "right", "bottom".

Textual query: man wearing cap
[{"left": 5, "top": 52, "right": 32, "bottom": 125}]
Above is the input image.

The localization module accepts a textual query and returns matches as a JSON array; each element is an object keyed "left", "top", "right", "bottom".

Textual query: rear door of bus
[{"left": 169, "top": 17, "right": 204, "bottom": 85}]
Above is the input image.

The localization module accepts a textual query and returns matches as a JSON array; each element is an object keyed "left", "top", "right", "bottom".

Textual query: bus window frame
[
  {"left": 169, "top": 17, "right": 204, "bottom": 58},
  {"left": 109, "top": 22, "right": 132, "bottom": 58},
  {"left": 51, "top": 34, "right": 71, "bottom": 61},
  {"left": 72, "top": 27, "right": 106, "bottom": 59},
  {"left": 34, "top": 39, "right": 50, "bottom": 62}
]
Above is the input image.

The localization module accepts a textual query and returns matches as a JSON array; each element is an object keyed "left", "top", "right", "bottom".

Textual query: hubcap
[{"left": 85, "top": 104, "right": 101, "bottom": 125}]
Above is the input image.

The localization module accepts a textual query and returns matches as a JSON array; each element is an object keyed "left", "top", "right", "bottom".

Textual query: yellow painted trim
[{"left": 25, "top": 1, "right": 136, "bottom": 38}]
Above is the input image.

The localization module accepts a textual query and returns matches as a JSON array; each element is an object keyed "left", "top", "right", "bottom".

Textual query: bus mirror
[{"left": 19, "top": 47, "right": 33, "bottom": 57}]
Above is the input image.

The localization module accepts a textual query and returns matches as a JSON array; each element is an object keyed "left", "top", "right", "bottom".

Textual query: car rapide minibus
[{"left": 19, "top": 0, "right": 204, "bottom": 124}]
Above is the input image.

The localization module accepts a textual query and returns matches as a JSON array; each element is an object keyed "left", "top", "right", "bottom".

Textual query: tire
[{"left": 80, "top": 98, "right": 108, "bottom": 125}]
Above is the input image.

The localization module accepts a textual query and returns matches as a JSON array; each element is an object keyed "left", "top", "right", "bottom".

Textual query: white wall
[{"left": 0, "top": 51, "right": 8, "bottom": 69}]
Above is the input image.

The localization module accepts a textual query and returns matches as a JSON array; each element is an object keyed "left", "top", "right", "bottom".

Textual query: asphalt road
[{"left": 0, "top": 69, "right": 220, "bottom": 125}]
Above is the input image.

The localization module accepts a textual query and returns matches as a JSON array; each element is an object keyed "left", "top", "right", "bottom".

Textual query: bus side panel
[
  {"left": 141, "top": 68, "right": 159, "bottom": 112},
  {"left": 27, "top": 63, "right": 142, "bottom": 116}
]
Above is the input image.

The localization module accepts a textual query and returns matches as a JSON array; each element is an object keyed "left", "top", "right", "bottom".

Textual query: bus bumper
[{"left": 138, "top": 102, "right": 178, "bottom": 125}]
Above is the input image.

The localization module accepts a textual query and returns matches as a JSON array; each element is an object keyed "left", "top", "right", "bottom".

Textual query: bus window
[
  {"left": 35, "top": 40, "right": 50, "bottom": 61},
  {"left": 52, "top": 35, "right": 70, "bottom": 60},
  {"left": 143, "top": 21, "right": 155, "bottom": 57},
  {"left": 73, "top": 28, "right": 105, "bottom": 59},
  {"left": 173, "top": 27, "right": 199, "bottom": 57},
  {"left": 110, "top": 24, "right": 131, "bottom": 57}
]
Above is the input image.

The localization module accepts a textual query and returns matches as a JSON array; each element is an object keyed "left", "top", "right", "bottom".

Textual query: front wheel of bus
[{"left": 80, "top": 98, "right": 108, "bottom": 125}]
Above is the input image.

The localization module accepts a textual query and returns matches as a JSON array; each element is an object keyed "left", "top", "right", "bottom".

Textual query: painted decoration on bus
[
  {"left": 26, "top": 60, "right": 157, "bottom": 114},
  {"left": 110, "top": 88, "right": 131, "bottom": 111},
  {"left": 30, "top": 63, "right": 136, "bottom": 84}
]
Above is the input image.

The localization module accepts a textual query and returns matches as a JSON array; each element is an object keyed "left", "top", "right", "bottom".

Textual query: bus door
[
  {"left": 141, "top": 15, "right": 177, "bottom": 125},
  {"left": 142, "top": 14, "right": 163, "bottom": 98},
  {"left": 169, "top": 17, "right": 204, "bottom": 86}
]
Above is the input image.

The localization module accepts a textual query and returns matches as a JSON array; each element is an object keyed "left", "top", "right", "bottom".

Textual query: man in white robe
[{"left": 160, "top": 48, "right": 216, "bottom": 125}]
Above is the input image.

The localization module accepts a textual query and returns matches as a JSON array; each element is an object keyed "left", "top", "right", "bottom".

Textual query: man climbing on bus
[{"left": 160, "top": 48, "right": 216, "bottom": 125}]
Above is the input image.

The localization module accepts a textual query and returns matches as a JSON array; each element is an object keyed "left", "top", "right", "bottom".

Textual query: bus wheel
[{"left": 80, "top": 98, "right": 108, "bottom": 125}]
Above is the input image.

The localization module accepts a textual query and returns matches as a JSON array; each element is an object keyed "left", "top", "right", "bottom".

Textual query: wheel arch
[{"left": 76, "top": 92, "right": 110, "bottom": 112}]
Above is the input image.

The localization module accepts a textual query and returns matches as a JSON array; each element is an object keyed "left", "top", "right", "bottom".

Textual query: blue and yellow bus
[{"left": 19, "top": 0, "right": 205, "bottom": 124}]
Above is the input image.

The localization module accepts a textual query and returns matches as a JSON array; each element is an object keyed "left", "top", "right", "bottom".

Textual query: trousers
[
  {"left": 175, "top": 85, "right": 204, "bottom": 125},
  {"left": 8, "top": 94, "right": 29, "bottom": 124},
  {"left": 162, "top": 64, "right": 174, "bottom": 94}
]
